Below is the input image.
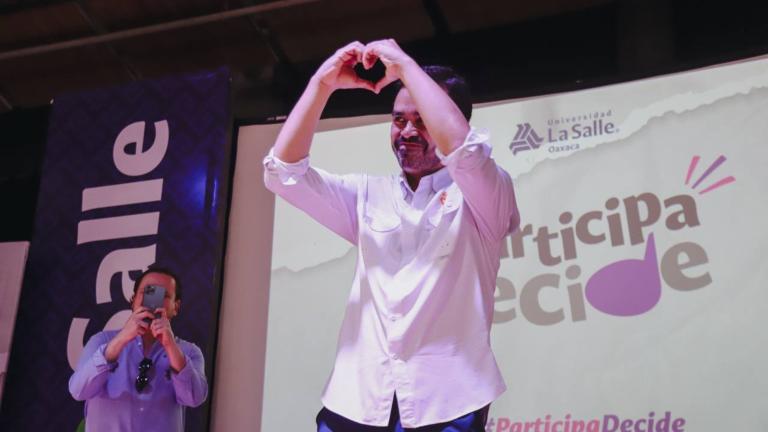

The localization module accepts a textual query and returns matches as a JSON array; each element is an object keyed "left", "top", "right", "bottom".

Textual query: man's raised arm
[
  {"left": 263, "top": 42, "right": 376, "bottom": 245},
  {"left": 274, "top": 41, "right": 375, "bottom": 162},
  {"left": 363, "top": 39, "right": 469, "bottom": 157}
]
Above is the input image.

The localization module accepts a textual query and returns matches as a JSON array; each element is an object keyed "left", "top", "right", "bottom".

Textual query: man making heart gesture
[{"left": 263, "top": 39, "right": 520, "bottom": 431}]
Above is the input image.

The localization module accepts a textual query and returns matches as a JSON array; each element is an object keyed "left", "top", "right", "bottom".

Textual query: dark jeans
[{"left": 316, "top": 397, "right": 489, "bottom": 432}]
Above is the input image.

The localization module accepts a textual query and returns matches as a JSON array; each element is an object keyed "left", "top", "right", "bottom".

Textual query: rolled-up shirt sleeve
[
  {"left": 436, "top": 128, "right": 520, "bottom": 240},
  {"left": 68, "top": 332, "right": 115, "bottom": 401},
  {"left": 171, "top": 343, "right": 208, "bottom": 407},
  {"left": 263, "top": 148, "right": 360, "bottom": 244}
]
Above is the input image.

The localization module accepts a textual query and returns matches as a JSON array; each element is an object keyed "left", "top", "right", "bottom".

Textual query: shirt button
[
  {"left": 391, "top": 353, "right": 399, "bottom": 360},
  {"left": 389, "top": 314, "right": 399, "bottom": 321}
]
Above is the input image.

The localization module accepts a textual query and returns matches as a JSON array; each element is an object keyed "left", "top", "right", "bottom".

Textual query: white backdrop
[
  {"left": 218, "top": 56, "right": 768, "bottom": 431},
  {"left": 0, "top": 241, "right": 29, "bottom": 404}
]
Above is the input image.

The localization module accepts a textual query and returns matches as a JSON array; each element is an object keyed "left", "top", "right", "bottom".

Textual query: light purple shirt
[
  {"left": 263, "top": 129, "right": 520, "bottom": 427},
  {"left": 69, "top": 330, "right": 208, "bottom": 432}
]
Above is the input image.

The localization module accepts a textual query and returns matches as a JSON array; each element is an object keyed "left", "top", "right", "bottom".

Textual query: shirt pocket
[
  {"left": 361, "top": 206, "right": 403, "bottom": 269},
  {"left": 427, "top": 203, "right": 461, "bottom": 259},
  {"left": 363, "top": 208, "right": 401, "bottom": 232},
  {"left": 427, "top": 201, "right": 460, "bottom": 229}
]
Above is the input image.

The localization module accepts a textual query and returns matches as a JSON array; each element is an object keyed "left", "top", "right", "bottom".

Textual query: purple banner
[{"left": 0, "top": 68, "right": 231, "bottom": 431}]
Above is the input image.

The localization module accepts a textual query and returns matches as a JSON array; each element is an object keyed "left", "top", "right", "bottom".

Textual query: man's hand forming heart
[
  {"left": 313, "top": 39, "right": 416, "bottom": 94},
  {"left": 362, "top": 39, "right": 417, "bottom": 93}
]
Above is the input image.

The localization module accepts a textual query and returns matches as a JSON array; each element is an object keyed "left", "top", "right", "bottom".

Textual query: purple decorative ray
[
  {"left": 685, "top": 155, "right": 700, "bottom": 185},
  {"left": 700, "top": 176, "right": 735, "bottom": 194},
  {"left": 692, "top": 155, "right": 726, "bottom": 189}
]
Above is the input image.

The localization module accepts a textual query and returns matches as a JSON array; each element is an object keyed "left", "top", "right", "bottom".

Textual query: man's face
[
  {"left": 131, "top": 272, "right": 180, "bottom": 320},
  {"left": 390, "top": 88, "right": 442, "bottom": 180}
]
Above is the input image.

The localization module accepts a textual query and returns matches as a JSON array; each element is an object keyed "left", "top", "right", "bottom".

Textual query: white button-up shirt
[{"left": 263, "top": 129, "right": 519, "bottom": 427}]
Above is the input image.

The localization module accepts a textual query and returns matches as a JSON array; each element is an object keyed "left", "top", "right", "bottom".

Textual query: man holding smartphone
[{"left": 69, "top": 267, "right": 208, "bottom": 431}]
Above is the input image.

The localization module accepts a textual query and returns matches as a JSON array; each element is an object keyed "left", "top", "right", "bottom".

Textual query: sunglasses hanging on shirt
[{"left": 135, "top": 358, "right": 153, "bottom": 392}]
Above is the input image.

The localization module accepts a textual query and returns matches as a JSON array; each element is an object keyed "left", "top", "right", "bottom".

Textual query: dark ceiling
[{"left": 2, "top": 0, "right": 767, "bottom": 120}]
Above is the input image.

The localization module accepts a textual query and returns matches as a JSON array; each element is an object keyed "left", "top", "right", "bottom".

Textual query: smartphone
[{"left": 141, "top": 284, "right": 166, "bottom": 323}]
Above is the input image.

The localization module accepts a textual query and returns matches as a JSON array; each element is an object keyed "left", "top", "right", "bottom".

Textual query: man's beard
[{"left": 394, "top": 137, "right": 440, "bottom": 172}]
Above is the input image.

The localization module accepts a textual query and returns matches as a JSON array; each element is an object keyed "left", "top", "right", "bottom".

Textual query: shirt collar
[{"left": 398, "top": 168, "right": 452, "bottom": 198}]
